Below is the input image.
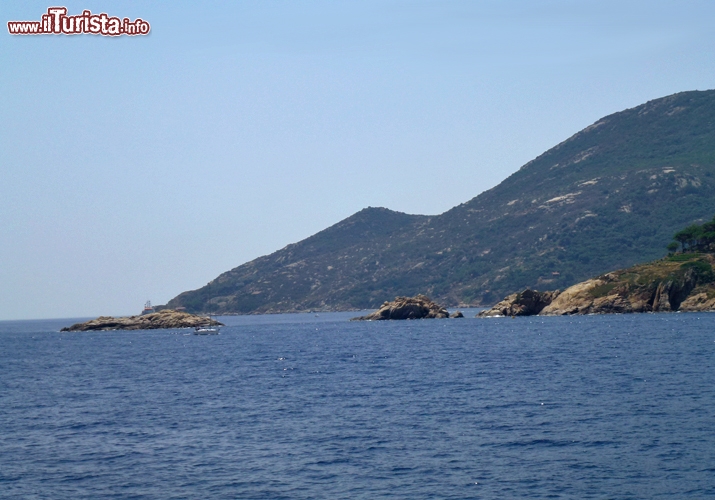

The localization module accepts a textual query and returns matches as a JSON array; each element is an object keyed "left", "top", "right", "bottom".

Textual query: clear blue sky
[{"left": 2, "top": 0, "right": 714, "bottom": 320}]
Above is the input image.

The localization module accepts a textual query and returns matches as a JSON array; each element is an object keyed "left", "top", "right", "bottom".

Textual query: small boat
[
  {"left": 193, "top": 312, "right": 220, "bottom": 335},
  {"left": 193, "top": 325, "right": 219, "bottom": 335},
  {"left": 192, "top": 280, "right": 221, "bottom": 335}
]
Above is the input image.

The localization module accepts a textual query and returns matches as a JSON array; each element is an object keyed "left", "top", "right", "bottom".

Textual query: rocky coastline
[
  {"left": 477, "top": 289, "right": 561, "bottom": 317},
  {"left": 478, "top": 253, "right": 715, "bottom": 317},
  {"left": 61, "top": 310, "right": 224, "bottom": 332}
]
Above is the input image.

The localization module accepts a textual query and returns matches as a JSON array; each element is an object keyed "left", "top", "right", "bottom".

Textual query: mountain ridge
[{"left": 164, "top": 90, "right": 715, "bottom": 314}]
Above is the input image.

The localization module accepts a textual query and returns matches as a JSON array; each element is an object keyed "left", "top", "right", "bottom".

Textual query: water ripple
[{"left": 1, "top": 312, "right": 714, "bottom": 498}]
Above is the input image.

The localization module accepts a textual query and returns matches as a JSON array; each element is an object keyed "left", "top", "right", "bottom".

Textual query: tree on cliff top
[{"left": 671, "top": 216, "right": 715, "bottom": 253}]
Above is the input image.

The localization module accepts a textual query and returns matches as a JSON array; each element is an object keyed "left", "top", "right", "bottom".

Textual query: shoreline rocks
[
  {"left": 351, "top": 295, "right": 461, "bottom": 320},
  {"left": 478, "top": 254, "right": 715, "bottom": 317},
  {"left": 60, "top": 310, "right": 224, "bottom": 332},
  {"left": 477, "top": 289, "right": 561, "bottom": 317}
]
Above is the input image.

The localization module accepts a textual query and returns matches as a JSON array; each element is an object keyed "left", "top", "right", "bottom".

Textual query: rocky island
[
  {"left": 61, "top": 309, "right": 224, "bottom": 332},
  {"left": 351, "top": 295, "right": 462, "bottom": 320}
]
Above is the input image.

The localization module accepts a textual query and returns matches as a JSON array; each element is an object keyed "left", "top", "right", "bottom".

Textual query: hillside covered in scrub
[{"left": 164, "top": 90, "right": 715, "bottom": 314}]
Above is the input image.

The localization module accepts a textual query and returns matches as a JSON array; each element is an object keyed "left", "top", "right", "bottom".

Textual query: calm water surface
[{"left": 1, "top": 312, "right": 714, "bottom": 498}]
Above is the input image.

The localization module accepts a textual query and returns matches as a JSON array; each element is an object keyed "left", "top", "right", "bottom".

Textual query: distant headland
[{"left": 161, "top": 90, "right": 715, "bottom": 315}]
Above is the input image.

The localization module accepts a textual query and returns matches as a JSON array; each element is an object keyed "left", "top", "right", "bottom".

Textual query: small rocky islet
[
  {"left": 351, "top": 295, "right": 463, "bottom": 320},
  {"left": 61, "top": 310, "right": 223, "bottom": 332}
]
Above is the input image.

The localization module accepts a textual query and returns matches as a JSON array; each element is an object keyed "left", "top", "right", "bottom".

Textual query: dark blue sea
[{"left": 1, "top": 311, "right": 714, "bottom": 499}]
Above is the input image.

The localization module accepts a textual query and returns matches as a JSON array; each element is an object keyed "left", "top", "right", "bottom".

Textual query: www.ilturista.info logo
[{"left": 8, "top": 7, "right": 150, "bottom": 36}]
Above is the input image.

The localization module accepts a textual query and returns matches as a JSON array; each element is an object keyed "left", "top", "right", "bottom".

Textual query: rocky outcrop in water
[
  {"left": 479, "top": 254, "right": 715, "bottom": 317},
  {"left": 351, "top": 295, "right": 454, "bottom": 320},
  {"left": 61, "top": 310, "right": 223, "bottom": 331},
  {"left": 478, "top": 289, "right": 561, "bottom": 317}
]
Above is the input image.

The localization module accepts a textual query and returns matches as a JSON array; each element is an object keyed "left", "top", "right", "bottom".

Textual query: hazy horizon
[{"left": 3, "top": 1, "right": 715, "bottom": 320}]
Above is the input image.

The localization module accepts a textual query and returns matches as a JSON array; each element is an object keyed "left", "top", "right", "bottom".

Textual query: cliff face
[
  {"left": 479, "top": 253, "right": 715, "bottom": 317},
  {"left": 165, "top": 90, "right": 715, "bottom": 314}
]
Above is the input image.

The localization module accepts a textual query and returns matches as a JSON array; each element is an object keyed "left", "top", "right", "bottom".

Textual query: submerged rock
[
  {"left": 351, "top": 295, "right": 450, "bottom": 320},
  {"left": 61, "top": 310, "right": 223, "bottom": 332}
]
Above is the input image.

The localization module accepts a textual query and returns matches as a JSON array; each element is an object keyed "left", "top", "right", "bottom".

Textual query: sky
[{"left": 2, "top": 0, "right": 715, "bottom": 320}]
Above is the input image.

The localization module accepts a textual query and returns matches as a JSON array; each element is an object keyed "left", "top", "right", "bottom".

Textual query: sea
[{"left": 1, "top": 311, "right": 714, "bottom": 499}]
